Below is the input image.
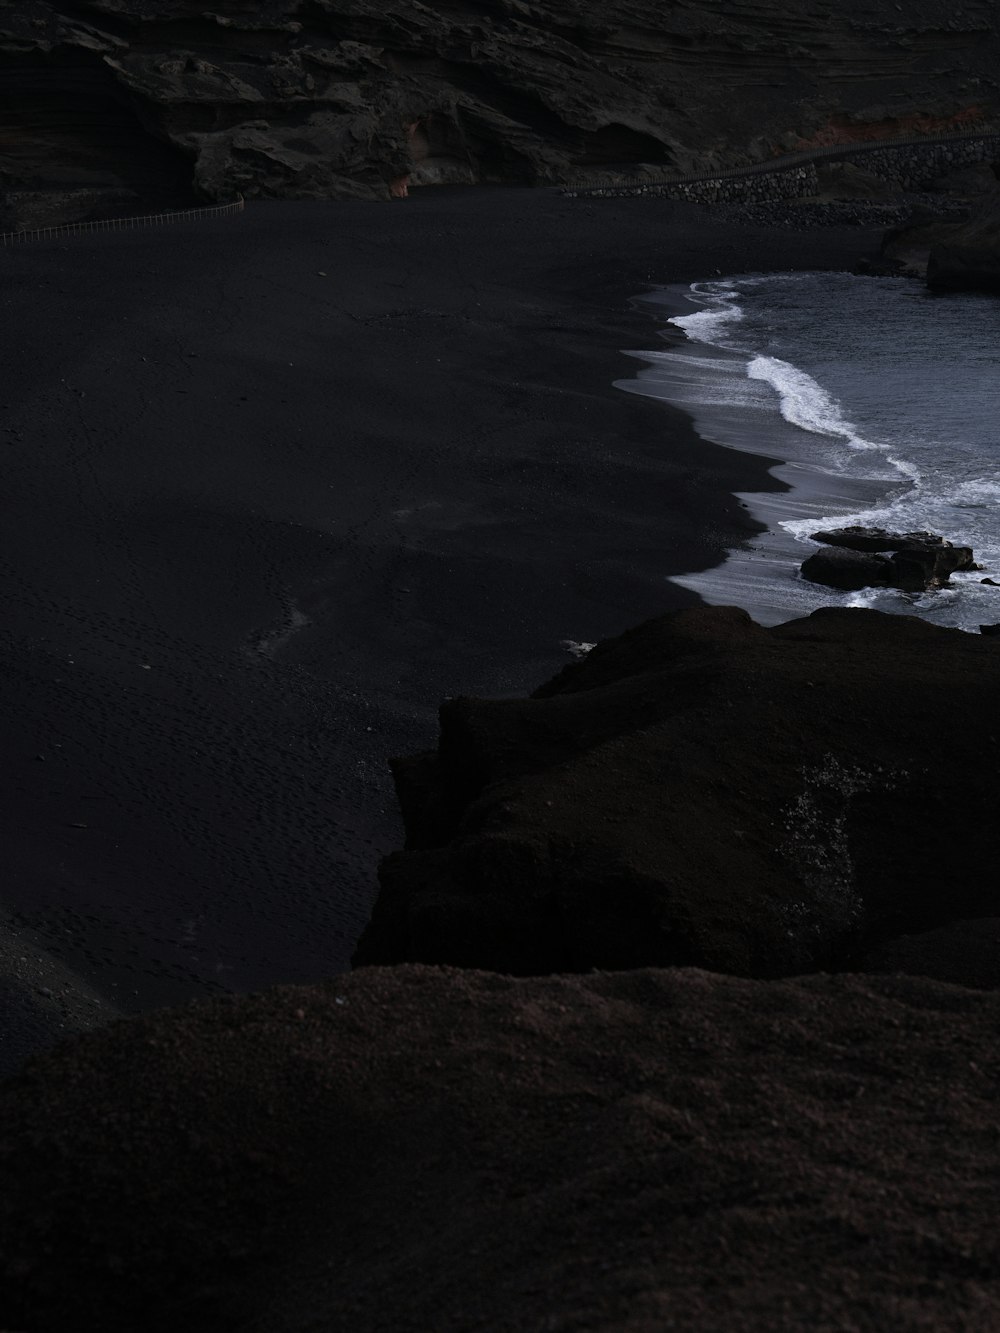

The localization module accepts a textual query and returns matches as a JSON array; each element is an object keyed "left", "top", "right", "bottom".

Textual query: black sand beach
[{"left": 0, "top": 189, "right": 875, "bottom": 1069}]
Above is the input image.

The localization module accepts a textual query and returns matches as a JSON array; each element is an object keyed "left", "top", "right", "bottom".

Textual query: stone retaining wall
[{"left": 565, "top": 134, "right": 1000, "bottom": 202}]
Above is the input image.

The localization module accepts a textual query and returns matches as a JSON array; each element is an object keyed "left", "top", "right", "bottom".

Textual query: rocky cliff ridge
[{"left": 2, "top": 0, "right": 1000, "bottom": 221}]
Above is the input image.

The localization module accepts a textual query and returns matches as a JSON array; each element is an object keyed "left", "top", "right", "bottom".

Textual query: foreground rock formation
[
  {"left": 4, "top": 606, "right": 1000, "bottom": 1330},
  {"left": 4, "top": 963, "right": 1000, "bottom": 1332},
  {"left": 2, "top": 0, "right": 999, "bottom": 218},
  {"left": 355, "top": 606, "right": 1000, "bottom": 977}
]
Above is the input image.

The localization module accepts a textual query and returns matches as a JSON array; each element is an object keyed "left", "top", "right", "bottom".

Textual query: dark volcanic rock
[
  {"left": 927, "top": 161, "right": 1000, "bottom": 195},
  {"left": 927, "top": 196, "right": 1000, "bottom": 291},
  {"left": 858, "top": 918, "right": 1000, "bottom": 989},
  {"left": 802, "top": 527, "right": 975, "bottom": 591},
  {"left": 1, "top": 0, "right": 999, "bottom": 211},
  {"left": 800, "top": 544, "right": 894, "bottom": 590},
  {"left": 811, "top": 525, "right": 953, "bottom": 552},
  {"left": 888, "top": 543, "right": 975, "bottom": 590},
  {"left": 4, "top": 964, "right": 1000, "bottom": 1332},
  {"left": 353, "top": 606, "right": 1000, "bottom": 978}
]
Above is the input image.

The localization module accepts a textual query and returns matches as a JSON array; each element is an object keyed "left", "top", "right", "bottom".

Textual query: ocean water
[{"left": 618, "top": 273, "right": 1000, "bottom": 631}]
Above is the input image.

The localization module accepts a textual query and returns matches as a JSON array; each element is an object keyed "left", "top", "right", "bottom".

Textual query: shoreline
[
  {"left": 620, "top": 272, "right": 1000, "bottom": 631},
  {"left": 0, "top": 190, "right": 880, "bottom": 1071},
  {"left": 618, "top": 279, "right": 907, "bottom": 626}
]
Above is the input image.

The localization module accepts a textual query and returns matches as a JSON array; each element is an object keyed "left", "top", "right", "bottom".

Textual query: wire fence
[{"left": 0, "top": 195, "right": 245, "bottom": 248}]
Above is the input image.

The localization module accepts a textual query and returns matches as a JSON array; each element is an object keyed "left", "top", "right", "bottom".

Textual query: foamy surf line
[
  {"left": 671, "top": 281, "right": 921, "bottom": 480},
  {"left": 617, "top": 275, "right": 1000, "bottom": 633}
]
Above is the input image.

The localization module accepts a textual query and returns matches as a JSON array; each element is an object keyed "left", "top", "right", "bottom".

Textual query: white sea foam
[
  {"left": 670, "top": 287, "right": 744, "bottom": 343},
  {"left": 781, "top": 472, "right": 1000, "bottom": 553},
  {"left": 947, "top": 478, "right": 1000, "bottom": 507},
  {"left": 746, "top": 355, "right": 873, "bottom": 447}
]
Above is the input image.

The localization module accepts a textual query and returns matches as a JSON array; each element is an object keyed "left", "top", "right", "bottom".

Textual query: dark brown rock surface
[
  {"left": 2, "top": 0, "right": 999, "bottom": 213},
  {"left": 3, "top": 963, "right": 1000, "bottom": 1332},
  {"left": 355, "top": 606, "right": 1000, "bottom": 977},
  {"left": 927, "top": 196, "right": 1000, "bottom": 290},
  {"left": 858, "top": 918, "right": 1000, "bottom": 989},
  {"left": 880, "top": 206, "right": 970, "bottom": 275}
]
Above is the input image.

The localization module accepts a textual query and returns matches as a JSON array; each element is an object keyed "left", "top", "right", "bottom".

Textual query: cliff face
[
  {"left": 2, "top": 0, "right": 999, "bottom": 217},
  {"left": 354, "top": 607, "right": 1000, "bottom": 980}
]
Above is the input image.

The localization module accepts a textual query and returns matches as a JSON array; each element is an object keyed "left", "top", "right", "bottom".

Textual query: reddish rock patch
[{"left": 790, "top": 105, "right": 989, "bottom": 151}]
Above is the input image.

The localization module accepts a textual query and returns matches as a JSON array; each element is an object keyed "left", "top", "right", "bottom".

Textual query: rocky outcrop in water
[
  {"left": 800, "top": 526, "right": 977, "bottom": 592},
  {"left": 353, "top": 606, "right": 1000, "bottom": 979},
  {"left": 810, "top": 526, "right": 965, "bottom": 554},
  {"left": 1, "top": 0, "right": 999, "bottom": 218}
]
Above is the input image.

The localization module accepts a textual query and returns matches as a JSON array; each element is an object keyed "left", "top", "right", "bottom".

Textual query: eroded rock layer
[
  {"left": 2, "top": 0, "right": 999, "bottom": 212},
  {"left": 354, "top": 606, "right": 1000, "bottom": 978}
]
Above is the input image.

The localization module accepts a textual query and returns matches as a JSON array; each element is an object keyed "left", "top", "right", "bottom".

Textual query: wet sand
[{"left": 0, "top": 188, "right": 876, "bottom": 1070}]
